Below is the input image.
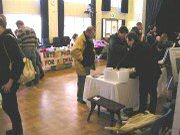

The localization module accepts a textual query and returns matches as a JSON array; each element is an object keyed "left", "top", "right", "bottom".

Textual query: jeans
[
  {"left": 77, "top": 67, "right": 91, "bottom": 100},
  {"left": 22, "top": 48, "right": 39, "bottom": 85},
  {"left": 0, "top": 83, "right": 23, "bottom": 135},
  {"left": 139, "top": 74, "right": 160, "bottom": 114}
]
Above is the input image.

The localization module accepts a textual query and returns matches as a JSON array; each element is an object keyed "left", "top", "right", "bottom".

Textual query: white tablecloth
[{"left": 84, "top": 68, "right": 167, "bottom": 110}]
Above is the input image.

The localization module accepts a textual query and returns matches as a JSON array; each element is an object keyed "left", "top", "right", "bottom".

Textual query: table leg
[
  {"left": 87, "top": 103, "right": 96, "bottom": 122},
  {"left": 116, "top": 111, "right": 122, "bottom": 125},
  {"left": 110, "top": 111, "right": 115, "bottom": 127},
  {"left": 98, "top": 105, "right": 100, "bottom": 116}
]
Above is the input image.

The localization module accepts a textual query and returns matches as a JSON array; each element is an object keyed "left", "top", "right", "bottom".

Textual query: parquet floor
[{"left": 0, "top": 60, "right": 114, "bottom": 135}]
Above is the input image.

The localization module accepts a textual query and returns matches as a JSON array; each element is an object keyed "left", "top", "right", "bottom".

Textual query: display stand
[{"left": 172, "top": 73, "right": 180, "bottom": 135}]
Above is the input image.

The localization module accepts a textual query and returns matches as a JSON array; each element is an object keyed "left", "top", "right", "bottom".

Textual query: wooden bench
[{"left": 87, "top": 95, "right": 125, "bottom": 126}]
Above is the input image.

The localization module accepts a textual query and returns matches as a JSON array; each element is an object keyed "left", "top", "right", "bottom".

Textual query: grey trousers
[{"left": 77, "top": 67, "right": 91, "bottom": 100}]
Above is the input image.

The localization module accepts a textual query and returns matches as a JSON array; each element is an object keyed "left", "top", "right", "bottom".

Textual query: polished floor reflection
[{"left": 0, "top": 60, "right": 113, "bottom": 135}]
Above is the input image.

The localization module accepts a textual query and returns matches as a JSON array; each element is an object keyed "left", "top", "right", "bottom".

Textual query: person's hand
[
  {"left": 1, "top": 79, "right": 14, "bottom": 93},
  {"left": 156, "top": 36, "right": 161, "bottom": 41},
  {"left": 158, "top": 60, "right": 164, "bottom": 65}
]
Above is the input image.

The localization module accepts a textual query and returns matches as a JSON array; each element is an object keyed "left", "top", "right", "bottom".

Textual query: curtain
[
  {"left": 156, "top": 0, "right": 180, "bottom": 33},
  {"left": 58, "top": 0, "right": 64, "bottom": 39},
  {"left": 145, "top": 0, "right": 163, "bottom": 33},
  {"left": 91, "top": 0, "right": 96, "bottom": 27},
  {"left": 101, "top": 0, "right": 111, "bottom": 11},
  {"left": 40, "top": 0, "right": 49, "bottom": 39},
  {"left": 0, "top": 0, "right": 3, "bottom": 14}
]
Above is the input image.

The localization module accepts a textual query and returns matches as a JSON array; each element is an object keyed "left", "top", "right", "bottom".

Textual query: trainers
[{"left": 6, "top": 129, "right": 13, "bottom": 135}]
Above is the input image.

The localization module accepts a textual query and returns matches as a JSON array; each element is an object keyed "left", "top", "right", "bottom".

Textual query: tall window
[
  {"left": 102, "top": 19, "right": 123, "bottom": 38},
  {"left": 64, "top": 16, "right": 91, "bottom": 38},
  {"left": 64, "top": 0, "right": 91, "bottom": 4},
  {"left": 5, "top": 14, "right": 41, "bottom": 40},
  {"left": 111, "top": 0, "right": 122, "bottom": 8}
]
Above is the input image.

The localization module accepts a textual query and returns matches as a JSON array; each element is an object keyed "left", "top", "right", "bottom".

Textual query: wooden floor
[{"left": 0, "top": 60, "right": 114, "bottom": 135}]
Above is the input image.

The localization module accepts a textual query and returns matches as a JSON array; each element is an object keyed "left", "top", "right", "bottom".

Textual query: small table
[{"left": 87, "top": 95, "right": 125, "bottom": 126}]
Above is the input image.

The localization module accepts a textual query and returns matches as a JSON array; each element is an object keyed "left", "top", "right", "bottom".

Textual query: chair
[
  {"left": 141, "top": 109, "right": 172, "bottom": 135},
  {"left": 104, "top": 109, "right": 172, "bottom": 135},
  {"left": 63, "top": 36, "right": 71, "bottom": 46},
  {"left": 42, "top": 38, "right": 51, "bottom": 48}
]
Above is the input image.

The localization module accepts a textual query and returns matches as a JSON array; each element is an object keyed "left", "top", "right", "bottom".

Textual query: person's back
[
  {"left": 16, "top": 26, "right": 37, "bottom": 48},
  {"left": 0, "top": 16, "right": 24, "bottom": 135},
  {"left": 15, "top": 20, "right": 39, "bottom": 86},
  {"left": 107, "top": 26, "right": 129, "bottom": 68}
]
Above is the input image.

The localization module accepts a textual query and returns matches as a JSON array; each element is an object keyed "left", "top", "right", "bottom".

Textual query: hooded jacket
[
  {"left": 0, "top": 29, "right": 24, "bottom": 86},
  {"left": 107, "top": 33, "right": 128, "bottom": 68},
  {"left": 118, "top": 42, "right": 162, "bottom": 77}
]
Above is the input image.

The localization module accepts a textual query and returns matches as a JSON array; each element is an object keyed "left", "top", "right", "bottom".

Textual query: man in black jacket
[
  {"left": 118, "top": 32, "right": 161, "bottom": 114},
  {"left": 0, "top": 17, "right": 24, "bottom": 135},
  {"left": 107, "top": 26, "right": 129, "bottom": 68}
]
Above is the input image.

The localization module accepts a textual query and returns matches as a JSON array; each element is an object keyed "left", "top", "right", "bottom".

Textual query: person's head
[
  {"left": 126, "top": 32, "right": 139, "bottom": 48},
  {"left": 160, "top": 33, "right": 168, "bottom": 42},
  {"left": 72, "top": 33, "right": 78, "bottom": 41},
  {"left": 149, "top": 25, "right": 157, "bottom": 33},
  {"left": 0, "top": 14, "right": 7, "bottom": 28},
  {"left": 0, "top": 17, "right": 6, "bottom": 35},
  {"left": 16, "top": 20, "right": 24, "bottom": 29},
  {"left": 117, "top": 26, "right": 129, "bottom": 40},
  {"left": 154, "top": 41, "right": 163, "bottom": 52},
  {"left": 85, "top": 26, "right": 96, "bottom": 39},
  {"left": 136, "top": 22, "right": 143, "bottom": 31}
]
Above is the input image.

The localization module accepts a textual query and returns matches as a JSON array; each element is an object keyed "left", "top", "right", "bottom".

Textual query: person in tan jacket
[{"left": 71, "top": 26, "right": 96, "bottom": 104}]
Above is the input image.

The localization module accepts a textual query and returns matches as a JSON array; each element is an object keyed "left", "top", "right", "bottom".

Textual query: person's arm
[
  {"left": 71, "top": 39, "right": 84, "bottom": 62},
  {"left": 31, "top": 28, "right": 39, "bottom": 48}
]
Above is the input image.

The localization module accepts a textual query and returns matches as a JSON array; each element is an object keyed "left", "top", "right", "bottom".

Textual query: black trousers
[
  {"left": 139, "top": 74, "right": 160, "bottom": 114},
  {"left": 0, "top": 83, "right": 23, "bottom": 135}
]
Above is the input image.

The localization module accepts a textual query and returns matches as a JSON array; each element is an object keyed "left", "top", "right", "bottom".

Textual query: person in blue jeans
[
  {"left": 0, "top": 16, "right": 24, "bottom": 135},
  {"left": 71, "top": 26, "right": 96, "bottom": 104}
]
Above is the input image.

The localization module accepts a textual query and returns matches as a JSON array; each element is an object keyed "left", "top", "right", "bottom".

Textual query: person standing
[
  {"left": 146, "top": 25, "right": 158, "bottom": 46},
  {"left": 70, "top": 33, "right": 78, "bottom": 47},
  {"left": 71, "top": 26, "right": 96, "bottom": 104},
  {"left": 118, "top": 32, "right": 161, "bottom": 114},
  {"left": 107, "top": 26, "right": 129, "bottom": 68},
  {"left": 0, "top": 17, "right": 24, "bottom": 135},
  {"left": 15, "top": 20, "right": 39, "bottom": 86}
]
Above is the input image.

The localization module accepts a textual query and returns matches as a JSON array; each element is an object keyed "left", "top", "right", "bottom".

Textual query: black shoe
[
  {"left": 39, "top": 73, "right": 44, "bottom": 80},
  {"left": 6, "top": 129, "right": 13, "bottom": 135},
  {"left": 77, "top": 99, "right": 86, "bottom": 104}
]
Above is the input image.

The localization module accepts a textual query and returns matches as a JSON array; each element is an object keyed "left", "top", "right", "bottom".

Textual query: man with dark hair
[
  {"left": 15, "top": 20, "right": 39, "bottom": 86},
  {"left": 71, "top": 26, "right": 96, "bottom": 104},
  {"left": 146, "top": 25, "right": 158, "bottom": 46},
  {"left": 107, "top": 26, "right": 129, "bottom": 68},
  {"left": 0, "top": 16, "right": 24, "bottom": 135},
  {"left": 118, "top": 32, "right": 161, "bottom": 114}
]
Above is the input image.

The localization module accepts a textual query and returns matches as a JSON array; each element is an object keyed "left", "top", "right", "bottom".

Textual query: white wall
[
  {"left": 126, "top": 0, "right": 143, "bottom": 30},
  {"left": 3, "top": 0, "right": 40, "bottom": 14},
  {"left": 3, "top": 0, "right": 145, "bottom": 41},
  {"left": 64, "top": 2, "right": 89, "bottom": 17},
  {"left": 96, "top": 0, "right": 126, "bottom": 40}
]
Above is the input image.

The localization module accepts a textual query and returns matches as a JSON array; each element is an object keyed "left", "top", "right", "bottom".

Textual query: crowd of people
[
  {"left": 0, "top": 12, "right": 179, "bottom": 134},
  {"left": 107, "top": 22, "right": 179, "bottom": 114}
]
